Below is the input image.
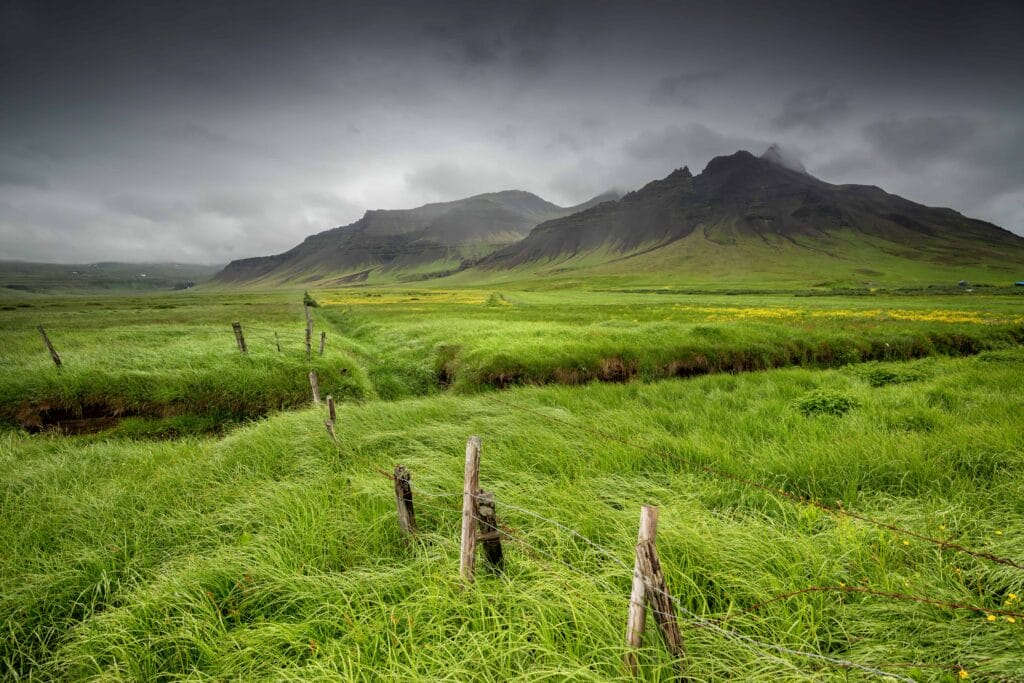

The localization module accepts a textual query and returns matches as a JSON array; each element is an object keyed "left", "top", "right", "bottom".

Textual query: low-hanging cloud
[{"left": 771, "top": 86, "right": 852, "bottom": 130}]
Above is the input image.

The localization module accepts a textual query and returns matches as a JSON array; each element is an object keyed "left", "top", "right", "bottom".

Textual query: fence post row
[
  {"left": 624, "top": 504, "right": 687, "bottom": 680},
  {"left": 394, "top": 465, "right": 418, "bottom": 539},
  {"left": 37, "top": 326, "right": 63, "bottom": 367},
  {"left": 231, "top": 322, "right": 247, "bottom": 354}
]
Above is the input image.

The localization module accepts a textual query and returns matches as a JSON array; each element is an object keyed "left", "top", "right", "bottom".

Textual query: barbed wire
[{"left": 491, "top": 395, "right": 1024, "bottom": 571}]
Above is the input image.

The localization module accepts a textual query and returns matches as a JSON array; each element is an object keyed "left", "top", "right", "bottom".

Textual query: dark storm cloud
[
  {"left": 625, "top": 124, "right": 766, "bottom": 168},
  {"left": 2, "top": 0, "right": 1023, "bottom": 264},
  {"left": 862, "top": 116, "right": 980, "bottom": 167},
  {"left": 772, "top": 86, "right": 852, "bottom": 130},
  {"left": 650, "top": 71, "right": 724, "bottom": 107}
]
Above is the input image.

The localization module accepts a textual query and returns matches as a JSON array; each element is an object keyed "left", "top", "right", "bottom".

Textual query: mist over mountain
[{"left": 214, "top": 190, "right": 619, "bottom": 285}]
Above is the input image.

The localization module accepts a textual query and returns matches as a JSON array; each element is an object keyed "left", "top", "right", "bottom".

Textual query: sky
[{"left": 2, "top": 0, "right": 1023, "bottom": 265}]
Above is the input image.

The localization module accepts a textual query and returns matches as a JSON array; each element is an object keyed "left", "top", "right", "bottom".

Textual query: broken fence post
[
  {"left": 625, "top": 504, "right": 659, "bottom": 676},
  {"left": 476, "top": 490, "right": 504, "bottom": 572},
  {"left": 319, "top": 330, "right": 326, "bottom": 356},
  {"left": 231, "top": 322, "right": 248, "bottom": 354},
  {"left": 460, "top": 436, "right": 482, "bottom": 584},
  {"left": 394, "top": 465, "right": 417, "bottom": 539},
  {"left": 308, "top": 370, "right": 320, "bottom": 405},
  {"left": 37, "top": 325, "right": 63, "bottom": 368}
]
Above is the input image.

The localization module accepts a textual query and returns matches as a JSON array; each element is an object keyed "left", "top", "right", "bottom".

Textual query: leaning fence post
[
  {"left": 324, "top": 395, "right": 336, "bottom": 441},
  {"left": 275, "top": 331, "right": 281, "bottom": 352},
  {"left": 308, "top": 371, "right": 320, "bottom": 405},
  {"left": 625, "top": 504, "right": 659, "bottom": 675},
  {"left": 319, "top": 331, "right": 326, "bottom": 356},
  {"left": 231, "top": 322, "right": 248, "bottom": 354},
  {"left": 637, "top": 538, "right": 687, "bottom": 678},
  {"left": 37, "top": 326, "right": 63, "bottom": 368},
  {"left": 460, "top": 436, "right": 482, "bottom": 584},
  {"left": 476, "top": 490, "right": 504, "bottom": 572},
  {"left": 394, "top": 465, "right": 417, "bottom": 539}
]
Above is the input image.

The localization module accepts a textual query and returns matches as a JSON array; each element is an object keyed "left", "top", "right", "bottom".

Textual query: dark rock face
[
  {"left": 481, "top": 149, "right": 1024, "bottom": 268},
  {"left": 214, "top": 189, "right": 620, "bottom": 284}
]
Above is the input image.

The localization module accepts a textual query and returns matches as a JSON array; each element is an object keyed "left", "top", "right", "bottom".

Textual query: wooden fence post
[
  {"left": 231, "top": 322, "right": 247, "bottom": 353},
  {"left": 275, "top": 331, "right": 281, "bottom": 352},
  {"left": 476, "top": 490, "right": 504, "bottom": 572},
  {"left": 324, "top": 395, "right": 336, "bottom": 441},
  {"left": 308, "top": 371, "right": 320, "bottom": 405},
  {"left": 625, "top": 505, "right": 659, "bottom": 676},
  {"left": 37, "top": 326, "right": 62, "bottom": 368},
  {"left": 394, "top": 465, "right": 417, "bottom": 539},
  {"left": 460, "top": 436, "right": 482, "bottom": 584},
  {"left": 319, "top": 331, "right": 326, "bottom": 356},
  {"left": 637, "top": 539, "right": 687, "bottom": 678},
  {"left": 305, "top": 318, "right": 313, "bottom": 361}
]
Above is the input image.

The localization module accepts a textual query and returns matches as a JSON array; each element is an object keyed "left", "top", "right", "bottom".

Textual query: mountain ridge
[{"left": 214, "top": 189, "right": 620, "bottom": 285}]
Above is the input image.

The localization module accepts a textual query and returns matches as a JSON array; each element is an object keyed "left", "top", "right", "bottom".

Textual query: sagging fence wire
[
  {"left": 491, "top": 395, "right": 1024, "bottom": 572},
  {"left": 398, "top": 483, "right": 934, "bottom": 681}
]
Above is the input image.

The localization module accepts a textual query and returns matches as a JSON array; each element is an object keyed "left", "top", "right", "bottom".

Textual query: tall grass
[{"left": 3, "top": 350, "right": 1022, "bottom": 680}]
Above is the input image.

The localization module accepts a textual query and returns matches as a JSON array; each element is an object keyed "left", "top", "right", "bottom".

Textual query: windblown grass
[
  {"left": 0, "top": 292, "right": 373, "bottom": 432},
  {"left": 2, "top": 351, "right": 1022, "bottom": 680}
]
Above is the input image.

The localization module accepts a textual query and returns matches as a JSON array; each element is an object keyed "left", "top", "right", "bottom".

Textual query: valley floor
[{"left": 2, "top": 286, "right": 1023, "bottom": 680}]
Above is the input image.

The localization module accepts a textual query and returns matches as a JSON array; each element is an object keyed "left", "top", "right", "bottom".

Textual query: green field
[{"left": 2, "top": 284, "right": 1023, "bottom": 681}]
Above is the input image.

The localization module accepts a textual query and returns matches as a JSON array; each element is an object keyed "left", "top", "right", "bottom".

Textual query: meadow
[{"left": 2, "top": 285, "right": 1023, "bottom": 681}]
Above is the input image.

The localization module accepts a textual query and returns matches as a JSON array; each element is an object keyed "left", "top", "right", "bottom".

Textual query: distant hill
[
  {"left": 0, "top": 261, "right": 222, "bottom": 294},
  {"left": 213, "top": 190, "right": 620, "bottom": 286},
  {"left": 473, "top": 147, "right": 1024, "bottom": 286}
]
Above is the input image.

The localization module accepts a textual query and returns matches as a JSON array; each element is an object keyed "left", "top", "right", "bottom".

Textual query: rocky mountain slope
[{"left": 213, "top": 190, "right": 618, "bottom": 285}]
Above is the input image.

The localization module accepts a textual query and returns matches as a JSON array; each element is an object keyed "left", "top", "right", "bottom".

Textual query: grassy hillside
[{"left": 3, "top": 351, "right": 1023, "bottom": 680}]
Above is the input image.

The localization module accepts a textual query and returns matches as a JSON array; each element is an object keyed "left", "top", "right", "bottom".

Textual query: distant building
[{"left": 1016, "top": 281, "right": 1024, "bottom": 287}]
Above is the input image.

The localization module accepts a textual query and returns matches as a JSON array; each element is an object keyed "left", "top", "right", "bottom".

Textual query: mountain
[
  {"left": 213, "top": 190, "right": 620, "bottom": 286},
  {"left": 475, "top": 147, "right": 1024, "bottom": 285}
]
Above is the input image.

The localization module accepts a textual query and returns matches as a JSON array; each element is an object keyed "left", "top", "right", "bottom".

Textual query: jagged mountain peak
[{"left": 760, "top": 143, "right": 808, "bottom": 173}]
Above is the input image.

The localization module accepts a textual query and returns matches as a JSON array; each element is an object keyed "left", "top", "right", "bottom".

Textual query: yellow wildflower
[
  {"left": 987, "top": 614, "right": 997, "bottom": 622},
  {"left": 958, "top": 669, "right": 969, "bottom": 680},
  {"left": 902, "top": 540, "right": 910, "bottom": 546},
  {"left": 1010, "top": 593, "right": 1018, "bottom": 601},
  {"left": 1008, "top": 617, "right": 1017, "bottom": 624}
]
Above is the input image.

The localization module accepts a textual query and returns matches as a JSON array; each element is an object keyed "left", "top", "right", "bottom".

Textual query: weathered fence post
[
  {"left": 637, "top": 538, "right": 687, "bottom": 678},
  {"left": 305, "top": 320, "right": 313, "bottom": 361},
  {"left": 37, "top": 326, "right": 62, "bottom": 367},
  {"left": 275, "top": 331, "right": 281, "bottom": 352},
  {"left": 324, "top": 395, "right": 336, "bottom": 441},
  {"left": 460, "top": 436, "right": 482, "bottom": 584},
  {"left": 308, "top": 371, "right": 320, "bottom": 405},
  {"left": 319, "top": 331, "right": 326, "bottom": 356},
  {"left": 231, "top": 322, "right": 248, "bottom": 353},
  {"left": 476, "top": 490, "right": 504, "bottom": 572},
  {"left": 625, "top": 505, "right": 659, "bottom": 675},
  {"left": 394, "top": 465, "right": 417, "bottom": 539}
]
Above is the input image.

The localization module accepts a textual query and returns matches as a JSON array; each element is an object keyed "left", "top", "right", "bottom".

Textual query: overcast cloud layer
[{"left": 2, "top": 0, "right": 1023, "bottom": 264}]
